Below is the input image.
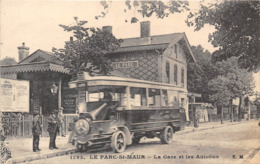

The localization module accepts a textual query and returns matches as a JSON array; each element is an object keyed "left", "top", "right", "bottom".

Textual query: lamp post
[
  {"left": 50, "top": 83, "right": 58, "bottom": 112},
  {"left": 50, "top": 83, "right": 58, "bottom": 95}
]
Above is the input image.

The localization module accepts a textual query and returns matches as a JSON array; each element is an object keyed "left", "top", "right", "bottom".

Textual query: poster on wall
[
  {"left": 62, "top": 87, "right": 77, "bottom": 114},
  {"left": 0, "top": 78, "right": 29, "bottom": 112}
]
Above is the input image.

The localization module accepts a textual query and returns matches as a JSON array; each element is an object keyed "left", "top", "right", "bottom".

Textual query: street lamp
[{"left": 50, "top": 83, "right": 58, "bottom": 95}]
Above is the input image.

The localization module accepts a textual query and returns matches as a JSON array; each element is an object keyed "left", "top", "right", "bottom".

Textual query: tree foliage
[
  {"left": 187, "top": 45, "right": 215, "bottom": 102},
  {"left": 0, "top": 57, "right": 17, "bottom": 66},
  {"left": 208, "top": 76, "right": 232, "bottom": 106},
  {"left": 214, "top": 57, "right": 255, "bottom": 99},
  {"left": 53, "top": 17, "right": 122, "bottom": 77},
  {"left": 97, "top": 0, "right": 190, "bottom": 23},
  {"left": 186, "top": 0, "right": 260, "bottom": 71},
  {"left": 209, "top": 57, "right": 254, "bottom": 109}
]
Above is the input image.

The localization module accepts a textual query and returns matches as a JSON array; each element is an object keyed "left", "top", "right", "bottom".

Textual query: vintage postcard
[{"left": 0, "top": 0, "right": 259, "bottom": 164}]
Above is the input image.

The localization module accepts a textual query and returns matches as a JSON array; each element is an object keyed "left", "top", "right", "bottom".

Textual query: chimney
[
  {"left": 17, "top": 43, "right": 29, "bottom": 62},
  {"left": 70, "top": 37, "right": 73, "bottom": 42},
  {"left": 140, "top": 21, "right": 150, "bottom": 38},
  {"left": 102, "top": 26, "right": 112, "bottom": 34}
]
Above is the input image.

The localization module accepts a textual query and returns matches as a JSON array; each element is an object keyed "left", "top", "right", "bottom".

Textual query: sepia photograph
[{"left": 0, "top": 0, "right": 259, "bottom": 164}]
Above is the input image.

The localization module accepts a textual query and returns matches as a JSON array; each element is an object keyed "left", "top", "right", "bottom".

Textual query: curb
[
  {"left": 175, "top": 120, "right": 250, "bottom": 135},
  {"left": 10, "top": 148, "right": 76, "bottom": 164}
]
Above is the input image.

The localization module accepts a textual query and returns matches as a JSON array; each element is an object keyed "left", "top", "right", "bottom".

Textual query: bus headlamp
[{"left": 75, "top": 119, "right": 90, "bottom": 136}]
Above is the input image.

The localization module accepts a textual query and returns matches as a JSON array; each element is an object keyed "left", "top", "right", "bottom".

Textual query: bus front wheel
[
  {"left": 160, "top": 126, "right": 173, "bottom": 144},
  {"left": 111, "top": 130, "right": 127, "bottom": 153}
]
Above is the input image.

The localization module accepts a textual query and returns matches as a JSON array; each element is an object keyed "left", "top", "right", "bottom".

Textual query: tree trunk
[
  {"left": 238, "top": 96, "right": 242, "bottom": 122},
  {"left": 221, "top": 106, "right": 224, "bottom": 124},
  {"left": 230, "top": 99, "right": 233, "bottom": 122}
]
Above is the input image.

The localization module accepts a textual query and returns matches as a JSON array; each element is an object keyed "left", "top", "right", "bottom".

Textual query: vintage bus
[{"left": 69, "top": 72, "right": 187, "bottom": 153}]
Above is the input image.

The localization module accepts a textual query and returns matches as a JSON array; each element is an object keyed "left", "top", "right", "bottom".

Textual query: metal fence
[{"left": 1, "top": 114, "right": 75, "bottom": 138}]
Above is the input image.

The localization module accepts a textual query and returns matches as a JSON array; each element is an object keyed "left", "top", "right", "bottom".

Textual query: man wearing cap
[
  {"left": 47, "top": 110, "right": 59, "bottom": 150},
  {"left": 32, "top": 112, "right": 42, "bottom": 152},
  {"left": 58, "top": 107, "right": 65, "bottom": 137}
]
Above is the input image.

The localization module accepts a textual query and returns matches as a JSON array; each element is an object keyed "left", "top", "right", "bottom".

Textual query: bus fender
[
  {"left": 167, "top": 123, "right": 178, "bottom": 133},
  {"left": 117, "top": 126, "right": 132, "bottom": 145}
]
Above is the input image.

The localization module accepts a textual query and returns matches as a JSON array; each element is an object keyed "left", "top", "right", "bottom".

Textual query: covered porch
[{"left": 0, "top": 61, "right": 77, "bottom": 137}]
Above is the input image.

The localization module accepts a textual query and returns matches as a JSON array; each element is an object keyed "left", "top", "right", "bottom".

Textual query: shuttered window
[
  {"left": 181, "top": 68, "right": 184, "bottom": 87},
  {"left": 174, "top": 64, "right": 178, "bottom": 85},
  {"left": 166, "top": 61, "right": 170, "bottom": 83}
]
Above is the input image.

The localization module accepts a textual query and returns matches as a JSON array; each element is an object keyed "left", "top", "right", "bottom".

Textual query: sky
[
  {"left": 0, "top": 0, "right": 259, "bottom": 93},
  {"left": 0, "top": 0, "right": 216, "bottom": 61}
]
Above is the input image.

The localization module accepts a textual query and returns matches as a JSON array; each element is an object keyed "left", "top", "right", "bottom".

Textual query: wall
[
  {"left": 109, "top": 50, "right": 160, "bottom": 82},
  {"left": 160, "top": 42, "right": 187, "bottom": 90},
  {"left": 161, "top": 42, "right": 189, "bottom": 120}
]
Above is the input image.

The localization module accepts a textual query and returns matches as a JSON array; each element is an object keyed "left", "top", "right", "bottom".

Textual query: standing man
[
  {"left": 47, "top": 110, "right": 59, "bottom": 150},
  {"left": 32, "top": 112, "right": 42, "bottom": 152},
  {"left": 58, "top": 107, "right": 66, "bottom": 137}
]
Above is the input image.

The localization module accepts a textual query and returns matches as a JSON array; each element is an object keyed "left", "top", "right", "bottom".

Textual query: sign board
[
  {"left": 62, "top": 98, "right": 76, "bottom": 114},
  {"left": 111, "top": 61, "right": 138, "bottom": 69},
  {"left": 0, "top": 78, "right": 29, "bottom": 112},
  {"left": 62, "top": 87, "right": 77, "bottom": 114}
]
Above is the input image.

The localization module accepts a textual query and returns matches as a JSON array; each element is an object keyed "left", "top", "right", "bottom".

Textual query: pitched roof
[
  {"left": 120, "top": 33, "right": 182, "bottom": 47},
  {"left": 115, "top": 32, "right": 196, "bottom": 62},
  {"left": 18, "top": 49, "right": 62, "bottom": 65},
  {"left": 0, "top": 61, "right": 69, "bottom": 74}
]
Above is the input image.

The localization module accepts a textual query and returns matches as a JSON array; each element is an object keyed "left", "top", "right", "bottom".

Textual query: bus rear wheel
[
  {"left": 160, "top": 126, "right": 173, "bottom": 144},
  {"left": 111, "top": 131, "right": 126, "bottom": 153}
]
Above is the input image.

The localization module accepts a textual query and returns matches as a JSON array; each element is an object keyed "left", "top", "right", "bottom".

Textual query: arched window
[
  {"left": 166, "top": 61, "right": 170, "bottom": 83},
  {"left": 174, "top": 64, "right": 178, "bottom": 85}
]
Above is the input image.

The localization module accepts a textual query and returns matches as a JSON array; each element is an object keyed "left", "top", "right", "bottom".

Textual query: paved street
[{"left": 28, "top": 121, "right": 260, "bottom": 164}]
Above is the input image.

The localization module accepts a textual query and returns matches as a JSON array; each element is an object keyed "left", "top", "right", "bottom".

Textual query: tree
[
  {"left": 53, "top": 17, "right": 122, "bottom": 77},
  {"left": 186, "top": 1, "right": 260, "bottom": 71},
  {"left": 208, "top": 76, "right": 232, "bottom": 124},
  {"left": 97, "top": 0, "right": 189, "bottom": 23},
  {"left": 0, "top": 57, "right": 17, "bottom": 66},
  {"left": 187, "top": 45, "right": 215, "bottom": 102},
  {"left": 214, "top": 57, "right": 255, "bottom": 121}
]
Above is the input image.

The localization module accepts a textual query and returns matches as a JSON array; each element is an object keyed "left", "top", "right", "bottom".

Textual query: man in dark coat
[
  {"left": 47, "top": 110, "right": 59, "bottom": 150},
  {"left": 32, "top": 112, "right": 42, "bottom": 152}
]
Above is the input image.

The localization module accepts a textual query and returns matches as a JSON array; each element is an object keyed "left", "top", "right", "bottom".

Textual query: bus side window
[
  {"left": 168, "top": 90, "right": 178, "bottom": 107},
  {"left": 130, "top": 87, "right": 147, "bottom": 107},
  {"left": 162, "top": 90, "right": 168, "bottom": 106},
  {"left": 148, "top": 89, "right": 161, "bottom": 106}
]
